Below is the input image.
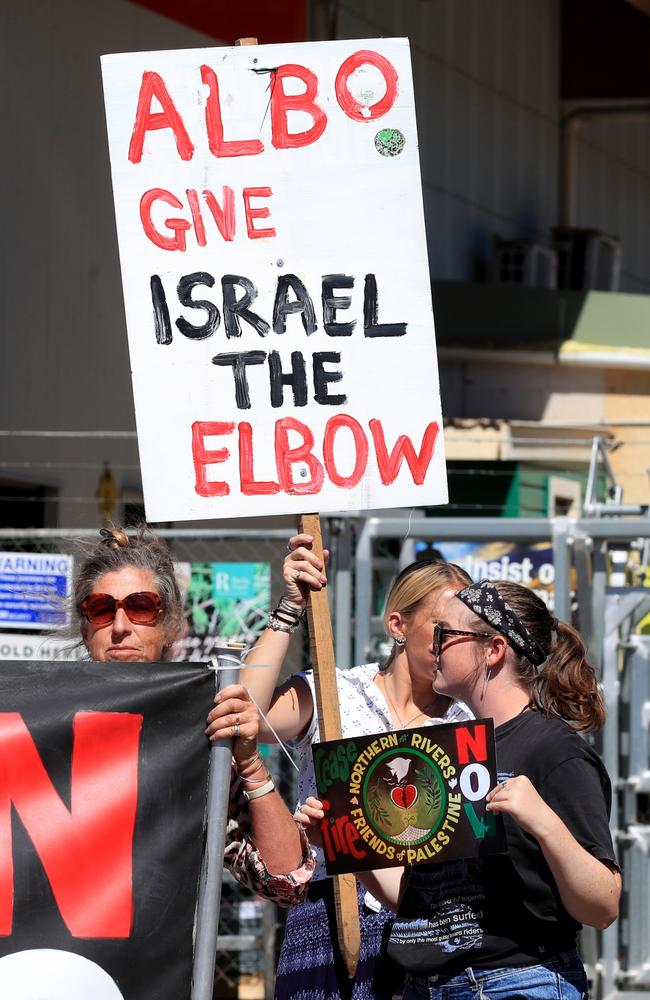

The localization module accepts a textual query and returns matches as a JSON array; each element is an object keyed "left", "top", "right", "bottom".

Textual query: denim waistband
[{"left": 405, "top": 948, "right": 581, "bottom": 987}]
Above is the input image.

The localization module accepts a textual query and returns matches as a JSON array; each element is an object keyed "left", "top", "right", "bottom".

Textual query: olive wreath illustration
[
  {"left": 368, "top": 783, "right": 390, "bottom": 825},
  {"left": 415, "top": 766, "right": 442, "bottom": 815}
]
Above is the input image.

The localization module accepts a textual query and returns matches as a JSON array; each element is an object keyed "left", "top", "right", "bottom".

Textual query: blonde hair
[{"left": 382, "top": 559, "right": 472, "bottom": 668}]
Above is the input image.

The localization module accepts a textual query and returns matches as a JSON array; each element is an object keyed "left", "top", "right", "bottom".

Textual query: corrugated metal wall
[
  {"left": 337, "top": 0, "right": 650, "bottom": 294},
  {"left": 336, "top": 0, "right": 560, "bottom": 280},
  {"left": 575, "top": 117, "right": 650, "bottom": 293},
  {"left": 0, "top": 0, "right": 217, "bottom": 527}
]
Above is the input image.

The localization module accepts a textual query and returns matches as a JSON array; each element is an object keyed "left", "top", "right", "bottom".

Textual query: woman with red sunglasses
[{"left": 74, "top": 524, "right": 314, "bottom": 906}]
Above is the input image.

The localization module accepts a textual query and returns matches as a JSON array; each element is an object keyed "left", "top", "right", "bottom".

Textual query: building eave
[{"left": 438, "top": 345, "right": 650, "bottom": 370}]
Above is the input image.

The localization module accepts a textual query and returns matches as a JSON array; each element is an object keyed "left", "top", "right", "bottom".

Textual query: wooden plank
[
  {"left": 299, "top": 513, "right": 360, "bottom": 979},
  {"left": 231, "top": 33, "right": 360, "bottom": 987}
]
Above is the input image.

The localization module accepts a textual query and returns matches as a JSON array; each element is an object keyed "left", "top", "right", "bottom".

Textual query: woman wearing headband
[
  {"left": 233, "top": 533, "right": 472, "bottom": 1000},
  {"left": 369, "top": 579, "right": 621, "bottom": 1000},
  {"left": 75, "top": 525, "right": 314, "bottom": 904}
]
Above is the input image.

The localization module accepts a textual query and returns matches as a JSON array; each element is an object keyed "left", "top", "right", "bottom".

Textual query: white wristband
[{"left": 243, "top": 778, "right": 275, "bottom": 801}]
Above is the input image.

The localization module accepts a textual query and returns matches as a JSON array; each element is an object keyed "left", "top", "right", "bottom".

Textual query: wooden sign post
[{"left": 300, "top": 513, "right": 360, "bottom": 976}]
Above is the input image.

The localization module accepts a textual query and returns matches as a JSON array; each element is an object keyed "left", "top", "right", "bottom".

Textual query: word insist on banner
[
  {"left": 101, "top": 39, "right": 447, "bottom": 521},
  {"left": 0, "top": 660, "right": 212, "bottom": 1000},
  {"left": 312, "top": 719, "right": 505, "bottom": 875}
]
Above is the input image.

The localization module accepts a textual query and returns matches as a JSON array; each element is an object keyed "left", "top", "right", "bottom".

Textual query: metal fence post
[
  {"left": 332, "top": 517, "right": 353, "bottom": 670},
  {"left": 192, "top": 647, "right": 241, "bottom": 1000},
  {"left": 262, "top": 899, "right": 277, "bottom": 1000},
  {"left": 550, "top": 516, "right": 572, "bottom": 622},
  {"left": 354, "top": 518, "right": 375, "bottom": 665}
]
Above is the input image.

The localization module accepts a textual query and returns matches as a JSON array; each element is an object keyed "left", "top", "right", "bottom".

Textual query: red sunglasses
[{"left": 81, "top": 591, "right": 163, "bottom": 627}]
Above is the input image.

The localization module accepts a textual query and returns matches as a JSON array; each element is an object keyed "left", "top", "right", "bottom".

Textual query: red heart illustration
[{"left": 390, "top": 784, "right": 418, "bottom": 809}]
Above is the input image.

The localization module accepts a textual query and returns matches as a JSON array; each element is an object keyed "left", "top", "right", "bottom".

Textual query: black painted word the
[{"left": 213, "top": 350, "right": 346, "bottom": 410}]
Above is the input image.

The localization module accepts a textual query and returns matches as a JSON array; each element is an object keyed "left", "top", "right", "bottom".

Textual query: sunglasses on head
[
  {"left": 81, "top": 591, "right": 163, "bottom": 627},
  {"left": 393, "top": 556, "right": 469, "bottom": 588},
  {"left": 432, "top": 622, "right": 494, "bottom": 658}
]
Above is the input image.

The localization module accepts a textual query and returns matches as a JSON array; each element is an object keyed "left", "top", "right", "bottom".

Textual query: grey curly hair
[{"left": 73, "top": 524, "right": 185, "bottom": 646}]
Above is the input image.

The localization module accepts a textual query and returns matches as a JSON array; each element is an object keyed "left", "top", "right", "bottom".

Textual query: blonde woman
[{"left": 233, "top": 534, "right": 472, "bottom": 1000}]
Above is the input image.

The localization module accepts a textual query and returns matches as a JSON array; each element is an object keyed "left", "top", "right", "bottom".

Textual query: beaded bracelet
[
  {"left": 243, "top": 777, "right": 275, "bottom": 801},
  {"left": 267, "top": 597, "right": 306, "bottom": 634}
]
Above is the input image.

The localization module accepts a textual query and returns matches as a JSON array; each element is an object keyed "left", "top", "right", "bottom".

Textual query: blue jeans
[{"left": 403, "top": 949, "right": 589, "bottom": 1000}]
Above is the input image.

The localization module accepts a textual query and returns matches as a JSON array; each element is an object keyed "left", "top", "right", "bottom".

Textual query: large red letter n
[{"left": 0, "top": 712, "right": 142, "bottom": 937}]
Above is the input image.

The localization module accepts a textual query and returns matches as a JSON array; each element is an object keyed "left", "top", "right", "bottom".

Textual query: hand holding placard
[{"left": 299, "top": 513, "right": 361, "bottom": 978}]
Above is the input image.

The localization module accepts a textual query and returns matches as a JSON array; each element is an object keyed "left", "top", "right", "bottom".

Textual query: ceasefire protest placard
[
  {"left": 101, "top": 39, "right": 447, "bottom": 522},
  {"left": 312, "top": 718, "right": 505, "bottom": 875}
]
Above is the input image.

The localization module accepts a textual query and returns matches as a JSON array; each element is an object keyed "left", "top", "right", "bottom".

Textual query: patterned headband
[{"left": 454, "top": 581, "right": 548, "bottom": 667}]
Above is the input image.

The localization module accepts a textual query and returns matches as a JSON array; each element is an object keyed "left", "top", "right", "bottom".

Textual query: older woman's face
[{"left": 82, "top": 566, "right": 169, "bottom": 663}]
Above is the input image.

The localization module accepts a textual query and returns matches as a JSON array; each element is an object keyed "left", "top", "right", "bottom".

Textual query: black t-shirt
[{"left": 388, "top": 710, "right": 618, "bottom": 977}]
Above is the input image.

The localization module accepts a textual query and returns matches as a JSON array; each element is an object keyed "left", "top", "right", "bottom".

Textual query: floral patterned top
[{"left": 224, "top": 769, "right": 314, "bottom": 905}]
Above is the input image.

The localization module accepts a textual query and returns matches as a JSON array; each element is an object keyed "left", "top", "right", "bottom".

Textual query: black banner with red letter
[{"left": 0, "top": 660, "right": 213, "bottom": 1000}]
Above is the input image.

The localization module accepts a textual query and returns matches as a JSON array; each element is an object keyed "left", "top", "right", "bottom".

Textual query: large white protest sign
[{"left": 102, "top": 39, "right": 447, "bottom": 522}]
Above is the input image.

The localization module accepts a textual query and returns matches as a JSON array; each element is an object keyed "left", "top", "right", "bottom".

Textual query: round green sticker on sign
[{"left": 374, "top": 128, "right": 406, "bottom": 156}]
